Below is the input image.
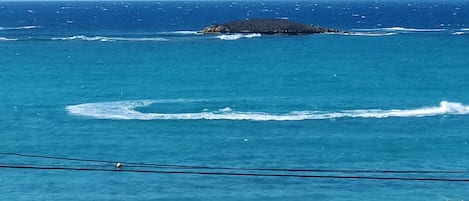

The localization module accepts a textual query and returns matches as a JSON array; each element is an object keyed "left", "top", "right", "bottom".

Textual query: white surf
[{"left": 66, "top": 100, "right": 469, "bottom": 121}]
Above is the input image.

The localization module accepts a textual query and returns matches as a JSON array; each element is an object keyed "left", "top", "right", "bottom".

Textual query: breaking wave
[
  {"left": 158, "top": 30, "right": 201, "bottom": 35},
  {"left": 453, "top": 28, "right": 469, "bottom": 35},
  {"left": 453, "top": 32, "right": 466, "bottom": 35},
  {"left": 217, "top": 33, "right": 262, "bottom": 40},
  {"left": 0, "top": 25, "right": 40, "bottom": 30},
  {"left": 381, "top": 27, "right": 445, "bottom": 32},
  {"left": 66, "top": 100, "right": 469, "bottom": 121},
  {"left": 51, "top": 35, "right": 169, "bottom": 42},
  {"left": 353, "top": 27, "right": 445, "bottom": 32},
  {"left": 334, "top": 32, "right": 397, "bottom": 37},
  {"left": 0, "top": 37, "right": 17, "bottom": 41}
]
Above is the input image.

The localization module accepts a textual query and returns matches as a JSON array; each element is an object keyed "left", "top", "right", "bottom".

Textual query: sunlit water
[{"left": 1, "top": 1, "right": 469, "bottom": 200}]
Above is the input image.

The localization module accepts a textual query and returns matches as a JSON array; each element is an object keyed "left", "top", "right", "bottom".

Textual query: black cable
[
  {"left": 0, "top": 162, "right": 110, "bottom": 168},
  {"left": 121, "top": 164, "right": 468, "bottom": 174},
  {"left": 0, "top": 151, "right": 467, "bottom": 174},
  {"left": 1, "top": 164, "right": 469, "bottom": 182},
  {"left": 0, "top": 152, "right": 117, "bottom": 164}
]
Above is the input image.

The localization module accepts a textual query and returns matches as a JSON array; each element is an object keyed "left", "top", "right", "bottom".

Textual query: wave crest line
[
  {"left": 66, "top": 100, "right": 469, "bottom": 121},
  {"left": 52, "top": 35, "right": 169, "bottom": 42}
]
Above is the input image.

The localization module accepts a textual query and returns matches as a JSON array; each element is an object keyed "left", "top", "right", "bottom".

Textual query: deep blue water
[{"left": 1, "top": 1, "right": 469, "bottom": 200}]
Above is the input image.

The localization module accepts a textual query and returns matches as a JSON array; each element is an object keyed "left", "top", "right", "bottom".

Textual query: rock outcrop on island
[{"left": 201, "top": 19, "right": 339, "bottom": 35}]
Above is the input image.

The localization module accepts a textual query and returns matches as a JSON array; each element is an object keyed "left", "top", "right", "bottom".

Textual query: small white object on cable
[{"left": 115, "top": 162, "right": 123, "bottom": 169}]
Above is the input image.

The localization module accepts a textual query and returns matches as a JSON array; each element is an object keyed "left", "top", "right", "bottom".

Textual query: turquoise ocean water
[{"left": 1, "top": 1, "right": 469, "bottom": 200}]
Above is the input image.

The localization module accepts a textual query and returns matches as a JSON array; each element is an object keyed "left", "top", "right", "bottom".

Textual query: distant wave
[
  {"left": 381, "top": 27, "right": 445, "bottom": 32},
  {"left": 453, "top": 28, "right": 469, "bottom": 35},
  {"left": 333, "top": 32, "right": 397, "bottom": 37},
  {"left": 66, "top": 100, "right": 469, "bottom": 121},
  {"left": 353, "top": 27, "right": 445, "bottom": 32},
  {"left": 452, "top": 32, "right": 466, "bottom": 35},
  {"left": 0, "top": 37, "right": 17, "bottom": 41},
  {"left": 0, "top": 25, "right": 40, "bottom": 30},
  {"left": 52, "top": 35, "right": 169, "bottom": 42},
  {"left": 217, "top": 33, "right": 262, "bottom": 40},
  {"left": 158, "top": 30, "right": 201, "bottom": 35}
]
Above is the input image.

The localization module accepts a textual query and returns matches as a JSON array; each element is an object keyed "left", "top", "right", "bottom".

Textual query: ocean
[{"left": 1, "top": 1, "right": 469, "bottom": 200}]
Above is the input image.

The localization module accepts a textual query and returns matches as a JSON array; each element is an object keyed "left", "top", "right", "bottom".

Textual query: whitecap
[
  {"left": 244, "top": 33, "right": 262, "bottom": 38},
  {"left": 333, "top": 32, "right": 397, "bottom": 37},
  {"left": 218, "top": 107, "right": 233, "bottom": 113},
  {"left": 51, "top": 35, "right": 169, "bottom": 42},
  {"left": 217, "top": 33, "right": 261, "bottom": 40},
  {"left": 217, "top": 34, "right": 242, "bottom": 40},
  {"left": 461, "top": 28, "right": 469, "bottom": 31},
  {"left": 66, "top": 100, "right": 469, "bottom": 121},
  {"left": 0, "top": 25, "right": 40, "bottom": 30},
  {"left": 159, "top": 30, "right": 201, "bottom": 35},
  {"left": 353, "top": 27, "right": 445, "bottom": 32},
  {"left": 382, "top": 27, "right": 445, "bottom": 32},
  {"left": 452, "top": 32, "right": 465, "bottom": 35},
  {"left": 0, "top": 37, "right": 17, "bottom": 41}
]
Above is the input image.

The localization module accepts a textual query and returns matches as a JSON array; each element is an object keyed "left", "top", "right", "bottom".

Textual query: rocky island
[{"left": 201, "top": 19, "right": 340, "bottom": 35}]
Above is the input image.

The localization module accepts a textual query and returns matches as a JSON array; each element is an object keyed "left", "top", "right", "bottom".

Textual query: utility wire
[
  {"left": 0, "top": 152, "right": 467, "bottom": 174},
  {"left": 0, "top": 162, "right": 110, "bottom": 168},
  {"left": 1, "top": 164, "right": 469, "bottom": 182}
]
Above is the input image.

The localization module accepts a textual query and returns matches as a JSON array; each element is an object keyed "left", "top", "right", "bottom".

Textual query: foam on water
[
  {"left": 334, "top": 32, "right": 397, "bottom": 37},
  {"left": 52, "top": 35, "right": 169, "bottom": 42},
  {"left": 453, "top": 28, "right": 469, "bottom": 35},
  {"left": 382, "top": 27, "right": 445, "bottom": 32},
  {"left": 159, "top": 30, "right": 201, "bottom": 35},
  {"left": 0, "top": 25, "right": 40, "bottom": 30},
  {"left": 453, "top": 32, "right": 466, "bottom": 35},
  {"left": 353, "top": 27, "right": 445, "bottom": 32},
  {"left": 217, "top": 33, "right": 262, "bottom": 40},
  {"left": 0, "top": 37, "right": 17, "bottom": 41},
  {"left": 66, "top": 100, "right": 469, "bottom": 121}
]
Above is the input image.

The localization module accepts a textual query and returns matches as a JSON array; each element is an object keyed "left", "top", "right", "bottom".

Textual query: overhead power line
[
  {"left": 0, "top": 152, "right": 467, "bottom": 174},
  {"left": 2, "top": 152, "right": 469, "bottom": 182},
  {"left": 2, "top": 164, "right": 469, "bottom": 182}
]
